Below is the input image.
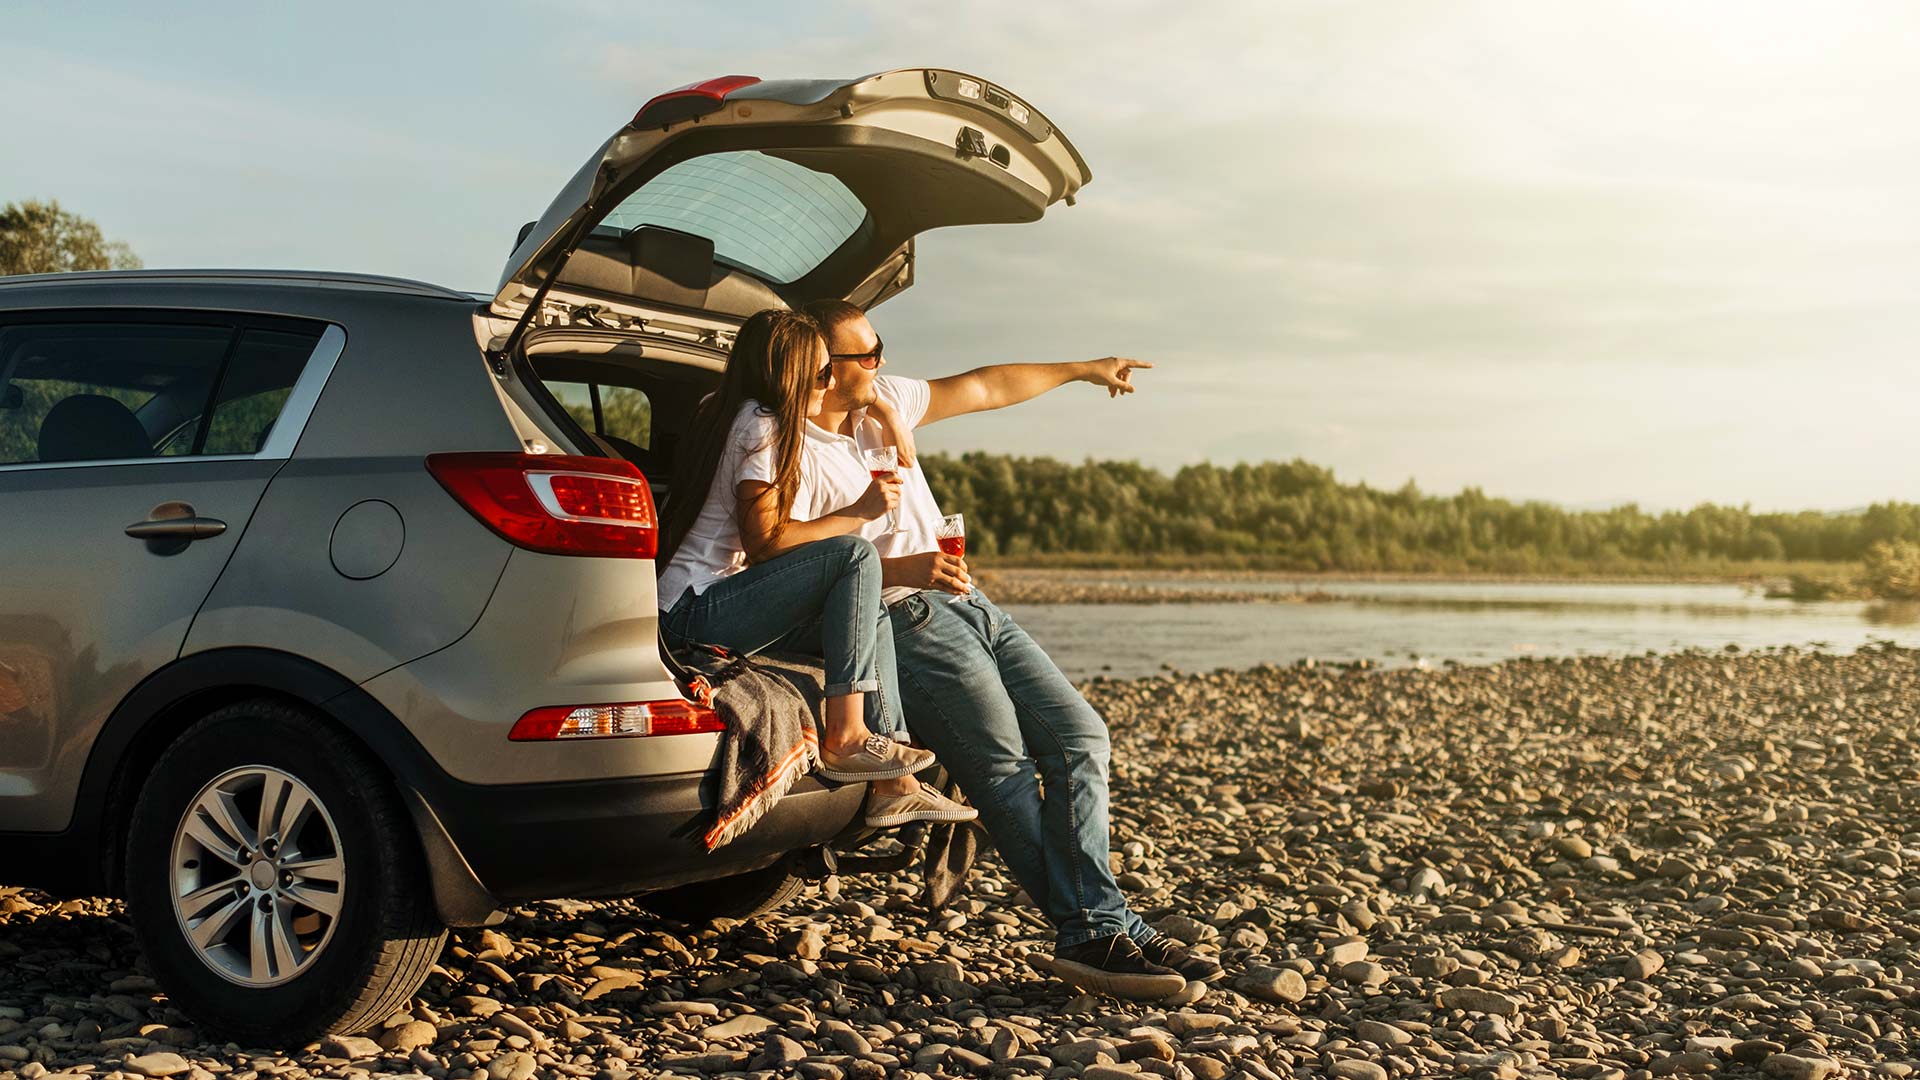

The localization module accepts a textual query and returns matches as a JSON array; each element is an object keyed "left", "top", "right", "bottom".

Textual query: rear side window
[
  {"left": 198, "top": 327, "right": 325, "bottom": 455},
  {"left": 0, "top": 316, "right": 325, "bottom": 466},
  {"left": 546, "top": 380, "right": 652, "bottom": 453},
  {"left": 0, "top": 323, "right": 230, "bottom": 465}
]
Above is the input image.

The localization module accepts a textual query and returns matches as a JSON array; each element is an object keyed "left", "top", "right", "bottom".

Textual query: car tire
[
  {"left": 639, "top": 863, "right": 805, "bottom": 924},
  {"left": 124, "top": 697, "right": 447, "bottom": 1045}
]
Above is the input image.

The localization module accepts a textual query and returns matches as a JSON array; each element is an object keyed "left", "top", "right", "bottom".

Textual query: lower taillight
[
  {"left": 510, "top": 700, "right": 725, "bottom": 741},
  {"left": 427, "top": 452, "right": 657, "bottom": 558}
]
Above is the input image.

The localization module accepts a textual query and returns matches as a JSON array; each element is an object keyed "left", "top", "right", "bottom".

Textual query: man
[{"left": 792, "top": 299, "right": 1223, "bottom": 1000}]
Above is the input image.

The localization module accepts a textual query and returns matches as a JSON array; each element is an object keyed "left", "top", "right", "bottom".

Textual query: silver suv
[{"left": 0, "top": 70, "right": 1088, "bottom": 1043}]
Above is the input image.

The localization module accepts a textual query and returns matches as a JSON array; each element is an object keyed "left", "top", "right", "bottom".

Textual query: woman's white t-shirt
[{"left": 657, "top": 401, "right": 784, "bottom": 611}]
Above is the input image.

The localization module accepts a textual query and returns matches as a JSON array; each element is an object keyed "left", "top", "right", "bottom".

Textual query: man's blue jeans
[
  {"left": 887, "top": 588, "right": 1156, "bottom": 948},
  {"left": 661, "top": 535, "right": 902, "bottom": 737}
]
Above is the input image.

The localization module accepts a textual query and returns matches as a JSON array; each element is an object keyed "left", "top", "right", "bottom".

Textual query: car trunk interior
[{"left": 521, "top": 331, "right": 724, "bottom": 498}]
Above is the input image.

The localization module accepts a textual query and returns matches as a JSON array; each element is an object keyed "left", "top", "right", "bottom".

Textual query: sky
[{"left": 7, "top": 1, "right": 1920, "bottom": 512}]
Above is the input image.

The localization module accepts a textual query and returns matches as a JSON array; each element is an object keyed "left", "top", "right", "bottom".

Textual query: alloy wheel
[{"left": 168, "top": 765, "right": 346, "bottom": 987}]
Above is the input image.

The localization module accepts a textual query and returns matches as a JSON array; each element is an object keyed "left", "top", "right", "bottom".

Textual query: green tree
[
  {"left": 1862, "top": 540, "right": 1920, "bottom": 600},
  {"left": 0, "top": 199, "right": 142, "bottom": 276},
  {"left": 916, "top": 451, "right": 1920, "bottom": 571}
]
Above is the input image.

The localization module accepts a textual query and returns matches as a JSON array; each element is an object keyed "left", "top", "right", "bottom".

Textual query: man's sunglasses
[{"left": 828, "top": 337, "right": 884, "bottom": 369}]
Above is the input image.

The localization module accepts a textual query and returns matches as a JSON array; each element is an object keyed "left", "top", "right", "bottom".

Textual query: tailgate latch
[{"left": 955, "top": 125, "right": 989, "bottom": 160}]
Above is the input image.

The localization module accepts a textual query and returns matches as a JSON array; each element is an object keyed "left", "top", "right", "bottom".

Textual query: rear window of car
[{"left": 595, "top": 151, "right": 868, "bottom": 284}]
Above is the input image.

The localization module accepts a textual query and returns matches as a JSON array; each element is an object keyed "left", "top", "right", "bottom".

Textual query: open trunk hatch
[{"left": 495, "top": 70, "right": 1092, "bottom": 328}]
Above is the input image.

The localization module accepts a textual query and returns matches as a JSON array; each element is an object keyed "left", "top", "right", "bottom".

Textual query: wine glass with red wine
[
  {"left": 862, "top": 445, "right": 900, "bottom": 531},
  {"left": 936, "top": 513, "right": 971, "bottom": 602}
]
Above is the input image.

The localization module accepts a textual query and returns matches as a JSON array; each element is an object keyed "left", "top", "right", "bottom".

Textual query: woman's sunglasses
[
  {"left": 814, "top": 364, "right": 835, "bottom": 388},
  {"left": 829, "top": 337, "right": 884, "bottom": 369}
]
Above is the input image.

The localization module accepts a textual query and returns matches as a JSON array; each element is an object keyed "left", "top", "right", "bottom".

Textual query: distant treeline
[{"left": 920, "top": 453, "right": 1920, "bottom": 571}]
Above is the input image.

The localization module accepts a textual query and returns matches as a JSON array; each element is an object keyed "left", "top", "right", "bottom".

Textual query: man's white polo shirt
[{"left": 796, "top": 375, "right": 948, "bottom": 606}]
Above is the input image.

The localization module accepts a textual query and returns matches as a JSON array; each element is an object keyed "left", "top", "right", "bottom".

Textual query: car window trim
[
  {"left": 0, "top": 453, "right": 265, "bottom": 473},
  {"left": 0, "top": 319, "right": 345, "bottom": 473},
  {"left": 253, "top": 322, "right": 346, "bottom": 459}
]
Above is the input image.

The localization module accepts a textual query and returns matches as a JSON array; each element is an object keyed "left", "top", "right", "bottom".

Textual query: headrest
[{"left": 37, "top": 394, "right": 151, "bottom": 462}]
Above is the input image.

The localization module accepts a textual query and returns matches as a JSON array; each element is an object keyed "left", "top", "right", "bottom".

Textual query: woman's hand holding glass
[
  {"left": 853, "top": 473, "right": 903, "bottom": 522},
  {"left": 862, "top": 446, "right": 902, "bottom": 531}
]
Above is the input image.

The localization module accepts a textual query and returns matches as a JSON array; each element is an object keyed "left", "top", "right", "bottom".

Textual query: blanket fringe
[{"left": 704, "top": 728, "right": 819, "bottom": 851}]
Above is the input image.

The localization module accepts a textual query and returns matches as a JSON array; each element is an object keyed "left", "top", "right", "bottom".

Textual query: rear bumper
[
  {"left": 320, "top": 676, "right": 863, "bottom": 921},
  {"left": 421, "top": 765, "right": 866, "bottom": 903},
  {"left": 343, "top": 545, "right": 872, "bottom": 915},
  {"left": 0, "top": 646, "right": 861, "bottom": 923}
]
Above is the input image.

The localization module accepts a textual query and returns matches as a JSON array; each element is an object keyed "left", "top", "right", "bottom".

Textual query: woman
[{"left": 657, "top": 309, "right": 974, "bottom": 828}]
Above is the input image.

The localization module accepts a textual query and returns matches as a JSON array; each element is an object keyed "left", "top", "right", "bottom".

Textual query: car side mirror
[
  {"left": 0, "top": 384, "right": 20, "bottom": 410},
  {"left": 515, "top": 221, "right": 537, "bottom": 252}
]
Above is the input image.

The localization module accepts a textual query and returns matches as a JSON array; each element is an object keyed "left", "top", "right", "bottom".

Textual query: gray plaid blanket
[{"left": 674, "top": 647, "right": 824, "bottom": 851}]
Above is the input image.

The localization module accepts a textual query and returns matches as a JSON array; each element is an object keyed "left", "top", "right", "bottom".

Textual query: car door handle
[{"left": 126, "top": 509, "right": 228, "bottom": 541}]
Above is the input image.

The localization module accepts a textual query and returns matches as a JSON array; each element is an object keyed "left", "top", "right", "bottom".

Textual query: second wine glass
[{"left": 936, "top": 513, "right": 970, "bottom": 602}]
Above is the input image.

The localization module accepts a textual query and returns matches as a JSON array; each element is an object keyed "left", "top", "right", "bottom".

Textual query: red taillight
[
  {"left": 634, "top": 75, "right": 761, "bottom": 128},
  {"left": 426, "top": 453, "right": 657, "bottom": 558},
  {"left": 509, "top": 700, "right": 725, "bottom": 741}
]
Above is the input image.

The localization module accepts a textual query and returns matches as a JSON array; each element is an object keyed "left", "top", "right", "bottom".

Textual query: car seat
[{"left": 37, "top": 394, "right": 151, "bottom": 462}]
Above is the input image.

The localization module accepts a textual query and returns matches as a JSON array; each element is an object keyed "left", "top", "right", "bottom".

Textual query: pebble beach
[{"left": 5, "top": 644, "right": 1920, "bottom": 1080}]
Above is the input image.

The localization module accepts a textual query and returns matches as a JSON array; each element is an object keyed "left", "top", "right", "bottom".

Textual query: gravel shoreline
[{"left": 7, "top": 645, "right": 1920, "bottom": 1079}]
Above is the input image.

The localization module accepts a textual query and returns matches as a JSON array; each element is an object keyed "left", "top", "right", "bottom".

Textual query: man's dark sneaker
[
  {"left": 1137, "top": 935, "right": 1225, "bottom": 982},
  {"left": 1050, "top": 933, "right": 1189, "bottom": 1000}
]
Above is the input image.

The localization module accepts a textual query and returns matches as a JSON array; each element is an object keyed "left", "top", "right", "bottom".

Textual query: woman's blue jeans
[
  {"left": 660, "top": 534, "right": 902, "bottom": 737},
  {"left": 887, "top": 587, "right": 1156, "bottom": 948}
]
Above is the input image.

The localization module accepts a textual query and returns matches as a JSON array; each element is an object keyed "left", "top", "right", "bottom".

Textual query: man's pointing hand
[
  {"left": 923, "top": 355, "right": 1153, "bottom": 423},
  {"left": 1082, "top": 357, "right": 1153, "bottom": 398}
]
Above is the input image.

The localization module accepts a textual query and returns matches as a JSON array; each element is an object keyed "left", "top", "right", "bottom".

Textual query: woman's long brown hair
[{"left": 659, "top": 308, "right": 826, "bottom": 568}]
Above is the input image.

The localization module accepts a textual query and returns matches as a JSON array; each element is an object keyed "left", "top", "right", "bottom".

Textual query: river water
[{"left": 996, "top": 578, "right": 1920, "bottom": 681}]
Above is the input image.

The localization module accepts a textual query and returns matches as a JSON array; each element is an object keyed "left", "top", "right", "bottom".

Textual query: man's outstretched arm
[{"left": 921, "top": 357, "right": 1151, "bottom": 425}]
